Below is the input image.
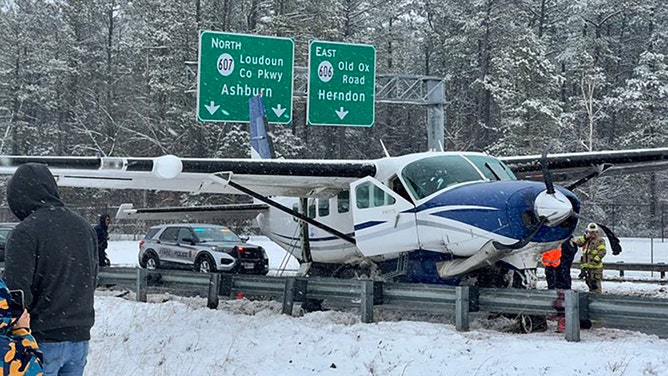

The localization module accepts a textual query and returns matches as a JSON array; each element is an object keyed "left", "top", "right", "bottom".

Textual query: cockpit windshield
[
  {"left": 465, "top": 155, "right": 516, "bottom": 181},
  {"left": 401, "top": 154, "right": 517, "bottom": 200}
]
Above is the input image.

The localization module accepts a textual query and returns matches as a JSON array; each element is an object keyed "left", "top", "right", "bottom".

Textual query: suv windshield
[{"left": 193, "top": 226, "right": 242, "bottom": 243}]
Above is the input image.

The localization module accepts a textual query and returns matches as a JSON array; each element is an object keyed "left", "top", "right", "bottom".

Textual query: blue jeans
[{"left": 39, "top": 341, "right": 89, "bottom": 376}]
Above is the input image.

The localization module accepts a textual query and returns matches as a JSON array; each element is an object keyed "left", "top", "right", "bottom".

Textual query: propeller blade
[{"left": 540, "top": 143, "right": 555, "bottom": 194}]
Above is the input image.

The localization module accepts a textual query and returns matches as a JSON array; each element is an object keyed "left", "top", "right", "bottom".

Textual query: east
[{"left": 315, "top": 46, "right": 336, "bottom": 58}]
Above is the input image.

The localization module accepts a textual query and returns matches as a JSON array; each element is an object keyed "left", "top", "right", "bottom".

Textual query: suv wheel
[
  {"left": 144, "top": 252, "right": 160, "bottom": 270},
  {"left": 195, "top": 254, "right": 216, "bottom": 273}
]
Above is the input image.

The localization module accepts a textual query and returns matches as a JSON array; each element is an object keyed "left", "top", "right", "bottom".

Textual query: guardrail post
[
  {"left": 136, "top": 269, "right": 147, "bottom": 302},
  {"left": 659, "top": 263, "right": 665, "bottom": 279},
  {"left": 564, "top": 290, "right": 580, "bottom": 342},
  {"left": 282, "top": 278, "right": 308, "bottom": 316},
  {"left": 618, "top": 261, "right": 624, "bottom": 278},
  {"left": 455, "top": 286, "right": 470, "bottom": 332},
  {"left": 219, "top": 274, "right": 233, "bottom": 299},
  {"left": 282, "top": 278, "right": 296, "bottom": 316},
  {"left": 207, "top": 273, "right": 221, "bottom": 309},
  {"left": 373, "top": 281, "right": 384, "bottom": 305},
  {"left": 360, "top": 280, "right": 374, "bottom": 323}
]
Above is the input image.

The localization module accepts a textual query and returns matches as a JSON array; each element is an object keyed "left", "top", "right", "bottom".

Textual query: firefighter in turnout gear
[{"left": 573, "top": 223, "right": 607, "bottom": 293}]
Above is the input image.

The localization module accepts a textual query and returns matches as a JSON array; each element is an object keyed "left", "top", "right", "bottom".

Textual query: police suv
[{"left": 138, "top": 223, "right": 269, "bottom": 274}]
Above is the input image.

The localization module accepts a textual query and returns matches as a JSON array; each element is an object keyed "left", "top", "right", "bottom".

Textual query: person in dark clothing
[
  {"left": 543, "top": 240, "right": 578, "bottom": 290},
  {"left": 4, "top": 163, "right": 98, "bottom": 376},
  {"left": 547, "top": 240, "right": 578, "bottom": 332},
  {"left": 556, "top": 239, "right": 577, "bottom": 290},
  {"left": 542, "top": 247, "right": 561, "bottom": 290},
  {"left": 95, "top": 213, "right": 111, "bottom": 267}
]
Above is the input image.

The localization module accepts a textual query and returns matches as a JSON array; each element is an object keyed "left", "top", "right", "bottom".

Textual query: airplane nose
[{"left": 534, "top": 189, "right": 573, "bottom": 226}]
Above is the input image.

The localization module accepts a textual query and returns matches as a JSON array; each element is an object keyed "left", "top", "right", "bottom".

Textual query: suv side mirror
[
  {"left": 181, "top": 237, "right": 196, "bottom": 245},
  {"left": 239, "top": 235, "right": 249, "bottom": 243}
]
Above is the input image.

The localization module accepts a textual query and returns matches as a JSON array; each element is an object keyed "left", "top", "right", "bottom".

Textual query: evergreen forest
[{"left": 0, "top": 0, "right": 667, "bottom": 236}]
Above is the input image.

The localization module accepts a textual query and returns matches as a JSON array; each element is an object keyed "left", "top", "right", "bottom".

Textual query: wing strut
[
  {"left": 226, "top": 180, "right": 356, "bottom": 245},
  {"left": 299, "top": 197, "right": 313, "bottom": 263}
]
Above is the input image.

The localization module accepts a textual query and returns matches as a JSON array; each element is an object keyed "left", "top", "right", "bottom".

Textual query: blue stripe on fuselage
[
  {"left": 408, "top": 180, "right": 579, "bottom": 242},
  {"left": 354, "top": 220, "right": 387, "bottom": 231}
]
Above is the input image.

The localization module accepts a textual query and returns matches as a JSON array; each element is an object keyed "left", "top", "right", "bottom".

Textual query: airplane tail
[{"left": 249, "top": 96, "right": 274, "bottom": 160}]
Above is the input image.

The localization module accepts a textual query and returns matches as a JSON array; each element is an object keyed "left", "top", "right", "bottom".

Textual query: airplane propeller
[
  {"left": 540, "top": 142, "right": 555, "bottom": 195},
  {"left": 533, "top": 143, "right": 574, "bottom": 227}
]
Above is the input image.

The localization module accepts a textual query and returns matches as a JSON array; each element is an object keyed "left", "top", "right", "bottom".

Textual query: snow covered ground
[{"left": 84, "top": 238, "right": 668, "bottom": 376}]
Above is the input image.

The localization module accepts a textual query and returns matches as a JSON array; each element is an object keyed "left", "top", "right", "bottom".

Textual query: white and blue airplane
[{"left": 0, "top": 98, "right": 667, "bottom": 287}]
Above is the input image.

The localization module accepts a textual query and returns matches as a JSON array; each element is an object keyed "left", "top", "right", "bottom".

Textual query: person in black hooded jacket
[
  {"left": 94, "top": 213, "right": 111, "bottom": 267},
  {"left": 4, "top": 163, "right": 98, "bottom": 376}
]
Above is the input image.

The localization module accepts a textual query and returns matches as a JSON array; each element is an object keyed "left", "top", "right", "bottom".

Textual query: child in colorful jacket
[{"left": 0, "top": 279, "right": 43, "bottom": 375}]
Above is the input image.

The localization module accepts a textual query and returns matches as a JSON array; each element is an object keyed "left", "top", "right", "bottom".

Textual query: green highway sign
[
  {"left": 197, "top": 31, "right": 294, "bottom": 123},
  {"left": 307, "top": 41, "right": 376, "bottom": 127}
]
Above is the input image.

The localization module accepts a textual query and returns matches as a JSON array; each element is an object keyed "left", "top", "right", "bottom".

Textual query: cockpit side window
[
  {"left": 465, "top": 155, "right": 517, "bottom": 181},
  {"left": 389, "top": 175, "right": 412, "bottom": 202},
  {"left": 402, "top": 155, "right": 484, "bottom": 200}
]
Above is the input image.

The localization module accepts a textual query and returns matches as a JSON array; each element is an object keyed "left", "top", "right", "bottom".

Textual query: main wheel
[
  {"left": 195, "top": 254, "right": 217, "bottom": 273},
  {"left": 514, "top": 314, "right": 548, "bottom": 333}
]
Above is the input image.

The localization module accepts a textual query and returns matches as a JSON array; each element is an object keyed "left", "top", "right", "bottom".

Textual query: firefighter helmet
[{"left": 586, "top": 222, "right": 599, "bottom": 233}]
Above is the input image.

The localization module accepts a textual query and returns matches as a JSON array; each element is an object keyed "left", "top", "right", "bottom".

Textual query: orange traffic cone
[{"left": 236, "top": 290, "right": 244, "bottom": 300}]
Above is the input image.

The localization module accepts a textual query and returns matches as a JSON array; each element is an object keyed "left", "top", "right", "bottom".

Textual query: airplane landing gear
[{"left": 512, "top": 314, "right": 548, "bottom": 333}]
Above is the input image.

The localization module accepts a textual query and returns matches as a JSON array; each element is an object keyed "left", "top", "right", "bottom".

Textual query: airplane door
[{"left": 350, "top": 177, "right": 419, "bottom": 257}]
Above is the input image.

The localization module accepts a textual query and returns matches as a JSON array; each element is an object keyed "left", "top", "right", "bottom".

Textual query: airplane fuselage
[{"left": 255, "top": 151, "right": 580, "bottom": 281}]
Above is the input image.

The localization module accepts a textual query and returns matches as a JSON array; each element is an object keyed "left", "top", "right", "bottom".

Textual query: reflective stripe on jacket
[{"left": 541, "top": 248, "right": 562, "bottom": 268}]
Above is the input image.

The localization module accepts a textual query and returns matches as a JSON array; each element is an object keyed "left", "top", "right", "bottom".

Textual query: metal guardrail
[
  {"left": 96, "top": 267, "right": 668, "bottom": 341},
  {"left": 587, "top": 294, "right": 668, "bottom": 338},
  {"left": 572, "top": 262, "right": 668, "bottom": 279}
]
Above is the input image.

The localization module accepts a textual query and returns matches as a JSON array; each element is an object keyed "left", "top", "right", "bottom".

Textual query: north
[{"left": 211, "top": 37, "right": 241, "bottom": 50}]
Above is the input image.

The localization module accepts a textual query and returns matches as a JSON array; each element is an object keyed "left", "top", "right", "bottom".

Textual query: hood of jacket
[
  {"left": 7, "top": 163, "right": 64, "bottom": 221},
  {"left": 98, "top": 213, "right": 110, "bottom": 228}
]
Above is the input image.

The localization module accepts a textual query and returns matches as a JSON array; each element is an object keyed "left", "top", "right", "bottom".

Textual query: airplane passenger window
[
  {"left": 292, "top": 203, "right": 299, "bottom": 222},
  {"left": 308, "top": 201, "right": 316, "bottom": 218},
  {"left": 318, "top": 198, "right": 330, "bottom": 217},
  {"left": 402, "top": 155, "right": 483, "bottom": 200},
  {"left": 337, "top": 191, "right": 350, "bottom": 213}
]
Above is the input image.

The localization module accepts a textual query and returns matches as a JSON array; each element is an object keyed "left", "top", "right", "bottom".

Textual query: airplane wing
[
  {"left": 115, "top": 203, "right": 269, "bottom": 221},
  {"left": 500, "top": 148, "right": 668, "bottom": 183},
  {"left": 0, "top": 155, "right": 376, "bottom": 198},
  {"left": 0, "top": 147, "right": 667, "bottom": 198}
]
